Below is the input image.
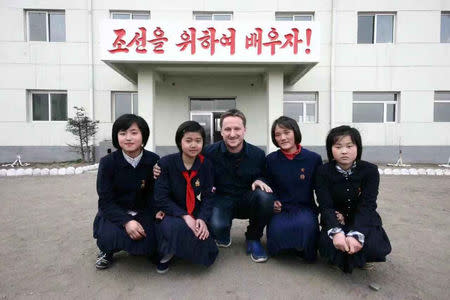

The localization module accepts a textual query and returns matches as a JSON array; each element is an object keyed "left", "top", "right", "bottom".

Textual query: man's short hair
[{"left": 219, "top": 109, "right": 246, "bottom": 128}]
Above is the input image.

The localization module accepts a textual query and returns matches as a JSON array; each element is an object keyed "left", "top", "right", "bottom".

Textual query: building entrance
[{"left": 190, "top": 98, "right": 235, "bottom": 145}]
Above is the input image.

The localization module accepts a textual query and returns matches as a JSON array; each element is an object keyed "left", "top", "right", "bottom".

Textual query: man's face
[{"left": 221, "top": 116, "right": 246, "bottom": 153}]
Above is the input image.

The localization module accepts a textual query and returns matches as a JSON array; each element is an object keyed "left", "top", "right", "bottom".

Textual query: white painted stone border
[
  {"left": 378, "top": 168, "right": 450, "bottom": 176},
  {"left": 0, "top": 164, "right": 99, "bottom": 177}
]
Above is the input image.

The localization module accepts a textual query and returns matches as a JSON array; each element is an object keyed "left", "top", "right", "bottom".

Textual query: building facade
[{"left": 1, "top": 0, "right": 449, "bottom": 163}]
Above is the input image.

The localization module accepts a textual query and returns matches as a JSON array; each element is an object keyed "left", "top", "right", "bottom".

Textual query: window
[
  {"left": 27, "top": 10, "right": 65, "bottom": 42},
  {"left": 353, "top": 92, "right": 398, "bottom": 123},
  {"left": 193, "top": 12, "right": 233, "bottom": 21},
  {"left": 111, "top": 11, "right": 150, "bottom": 20},
  {"left": 190, "top": 98, "right": 235, "bottom": 111},
  {"left": 358, "top": 13, "right": 394, "bottom": 44},
  {"left": 275, "top": 12, "right": 314, "bottom": 21},
  {"left": 441, "top": 12, "right": 450, "bottom": 43},
  {"left": 434, "top": 92, "right": 450, "bottom": 122},
  {"left": 113, "top": 92, "right": 138, "bottom": 120},
  {"left": 31, "top": 91, "right": 67, "bottom": 121},
  {"left": 283, "top": 93, "right": 318, "bottom": 123}
]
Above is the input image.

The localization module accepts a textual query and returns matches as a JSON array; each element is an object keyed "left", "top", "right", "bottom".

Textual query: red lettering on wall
[
  {"left": 108, "top": 29, "right": 129, "bottom": 53},
  {"left": 176, "top": 28, "right": 197, "bottom": 54}
]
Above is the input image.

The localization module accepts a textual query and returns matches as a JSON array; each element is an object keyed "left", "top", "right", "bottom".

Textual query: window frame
[
  {"left": 193, "top": 12, "right": 233, "bottom": 21},
  {"left": 352, "top": 92, "right": 399, "bottom": 123},
  {"left": 357, "top": 12, "right": 396, "bottom": 44},
  {"left": 110, "top": 11, "right": 151, "bottom": 20},
  {"left": 30, "top": 90, "right": 68, "bottom": 122},
  {"left": 283, "top": 92, "right": 318, "bottom": 124},
  {"left": 26, "top": 10, "right": 65, "bottom": 42},
  {"left": 275, "top": 12, "right": 314, "bottom": 21},
  {"left": 434, "top": 91, "right": 450, "bottom": 122},
  {"left": 112, "top": 92, "right": 139, "bottom": 121}
]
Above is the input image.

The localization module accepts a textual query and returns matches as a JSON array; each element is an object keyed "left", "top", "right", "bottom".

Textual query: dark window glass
[
  {"left": 50, "top": 94, "right": 67, "bottom": 120},
  {"left": 32, "top": 94, "right": 49, "bottom": 120},
  {"left": 29, "top": 12, "right": 47, "bottom": 41},
  {"left": 441, "top": 13, "right": 450, "bottom": 43},
  {"left": 284, "top": 102, "right": 304, "bottom": 122},
  {"left": 358, "top": 15, "right": 374, "bottom": 44},
  {"left": 353, "top": 103, "right": 384, "bottom": 122},
  {"left": 434, "top": 103, "right": 450, "bottom": 122},
  {"left": 114, "top": 93, "right": 132, "bottom": 119}
]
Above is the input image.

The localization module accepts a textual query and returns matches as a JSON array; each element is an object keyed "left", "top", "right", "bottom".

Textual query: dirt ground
[{"left": 0, "top": 173, "right": 449, "bottom": 300}]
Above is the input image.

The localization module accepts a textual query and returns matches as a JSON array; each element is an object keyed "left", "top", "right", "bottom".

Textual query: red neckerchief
[
  {"left": 281, "top": 144, "right": 302, "bottom": 160},
  {"left": 181, "top": 154, "right": 204, "bottom": 215}
]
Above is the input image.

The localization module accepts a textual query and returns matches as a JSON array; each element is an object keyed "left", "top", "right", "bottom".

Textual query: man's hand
[
  {"left": 153, "top": 163, "right": 161, "bottom": 179},
  {"left": 251, "top": 179, "right": 273, "bottom": 193},
  {"left": 124, "top": 220, "right": 146, "bottom": 240},
  {"left": 195, "top": 219, "right": 209, "bottom": 240},
  {"left": 346, "top": 236, "right": 362, "bottom": 254},
  {"left": 273, "top": 200, "right": 282, "bottom": 213},
  {"left": 332, "top": 232, "right": 349, "bottom": 252}
]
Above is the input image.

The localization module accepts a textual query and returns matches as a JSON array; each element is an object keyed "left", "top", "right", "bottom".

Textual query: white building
[{"left": 1, "top": 0, "right": 449, "bottom": 163}]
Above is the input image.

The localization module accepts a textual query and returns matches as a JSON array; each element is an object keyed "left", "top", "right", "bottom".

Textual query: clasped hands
[{"left": 182, "top": 215, "right": 209, "bottom": 240}]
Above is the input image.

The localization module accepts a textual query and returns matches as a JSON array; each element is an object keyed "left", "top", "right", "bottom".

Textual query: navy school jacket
[
  {"left": 266, "top": 148, "right": 322, "bottom": 210},
  {"left": 96, "top": 149, "right": 160, "bottom": 226},
  {"left": 154, "top": 153, "right": 215, "bottom": 223}
]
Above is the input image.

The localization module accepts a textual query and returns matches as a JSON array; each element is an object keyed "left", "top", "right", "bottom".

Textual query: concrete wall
[{"left": 0, "top": 0, "right": 449, "bottom": 163}]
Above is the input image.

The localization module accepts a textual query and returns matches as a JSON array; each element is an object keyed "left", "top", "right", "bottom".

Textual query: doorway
[{"left": 190, "top": 98, "right": 236, "bottom": 145}]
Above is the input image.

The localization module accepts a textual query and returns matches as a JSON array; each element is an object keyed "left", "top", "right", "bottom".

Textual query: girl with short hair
[
  {"left": 315, "top": 125, "right": 391, "bottom": 273},
  {"left": 153, "top": 121, "right": 218, "bottom": 273}
]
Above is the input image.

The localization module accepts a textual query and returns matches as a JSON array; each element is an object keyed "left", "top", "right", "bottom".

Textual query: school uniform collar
[
  {"left": 334, "top": 161, "right": 357, "bottom": 176},
  {"left": 122, "top": 150, "right": 143, "bottom": 168},
  {"left": 115, "top": 149, "right": 152, "bottom": 168},
  {"left": 277, "top": 146, "right": 305, "bottom": 161},
  {"left": 219, "top": 140, "right": 249, "bottom": 157},
  {"left": 174, "top": 152, "right": 204, "bottom": 172}
]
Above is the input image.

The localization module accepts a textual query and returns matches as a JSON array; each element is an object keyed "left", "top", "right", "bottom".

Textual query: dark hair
[
  {"left": 325, "top": 125, "right": 363, "bottom": 162},
  {"left": 112, "top": 114, "right": 150, "bottom": 149},
  {"left": 271, "top": 116, "right": 302, "bottom": 148},
  {"left": 219, "top": 109, "right": 246, "bottom": 128},
  {"left": 175, "top": 120, "right": 206, "bottom": 152}
]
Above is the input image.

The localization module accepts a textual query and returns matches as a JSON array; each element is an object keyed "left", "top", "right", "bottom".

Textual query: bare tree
[{"left": 66, "top": 106, "right": 99, "bottom": 162}]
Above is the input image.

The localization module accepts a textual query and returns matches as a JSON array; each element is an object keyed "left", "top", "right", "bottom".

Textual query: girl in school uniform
[
  {"left": 93, "top": 114, "right": 160, "bottom": 269},
  {"left": 315, "top": 125, "right": 391, "bottom": 273},
  {"left": 154, "top": 121, "right": 218, "bottom": 273},
  {"left": 265, "top": 116, "right": 322, "bottom": 261}
]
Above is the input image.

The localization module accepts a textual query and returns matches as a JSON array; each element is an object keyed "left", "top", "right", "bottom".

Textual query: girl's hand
[
  {"left": 125, "top": 220, "right": 146, "bottom": 240},
  {"left": 195, "top": 219, "right": 209, "bottom": 240},
  {"left": 155, "top": 210, "right": 165, "bottom": 220},
  {"left": 335, "top": 211, "right": 345, "bottom": 225},
  {"left": 345, "top": 236, "right": 362, "bottom": 254},
  {"left": 182, "top": 215, "right": 198, "bottom": 236},
  {"left": 273, "top": 200, "right": 282, "bottom": 213},
  {"left": 332, "top": 232, "right": 349, "bottom": 252}
]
